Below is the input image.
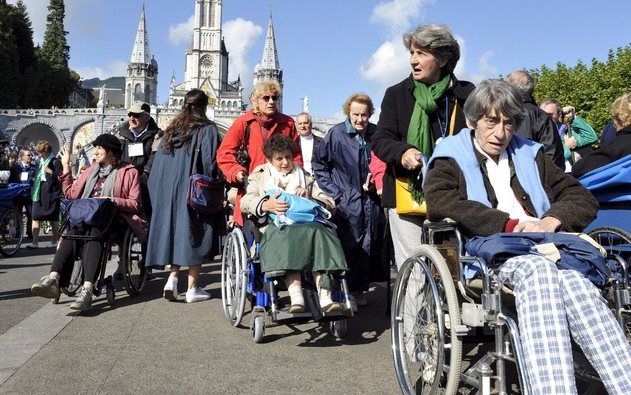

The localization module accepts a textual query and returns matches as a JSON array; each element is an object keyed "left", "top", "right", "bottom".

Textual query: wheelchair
[
  {"left": 53, "top": 211, "right": 147, "bottom": 306},
  {"left": 220, "top": 221, "right": 354, "bottom": 343},
  {"left": 390, "top": 219, "right": 630, "bottom": 394},
  {"left": 0, "top": 183, "right": 29, "bottom": 258}
]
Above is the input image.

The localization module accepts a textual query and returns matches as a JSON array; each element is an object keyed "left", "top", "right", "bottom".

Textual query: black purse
[{"left": 236, "top": 123, "right": 251, "bottom": 169}]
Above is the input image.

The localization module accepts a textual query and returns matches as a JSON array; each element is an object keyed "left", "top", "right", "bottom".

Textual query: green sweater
[{"left": 561, "top": 116, "right": 598, "bottom": 161}]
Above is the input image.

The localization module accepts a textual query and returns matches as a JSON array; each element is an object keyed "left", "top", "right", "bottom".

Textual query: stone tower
[
  {"left": 253, "top": 14, "right": 283, "bottom": 111},
  {"left": 125, "top": 4, "right": 158, "bottom": 108}
]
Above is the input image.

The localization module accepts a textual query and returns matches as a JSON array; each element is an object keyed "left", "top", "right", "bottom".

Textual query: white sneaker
[
  {"left": 26, "top": 242, "right": 39, "bottom": 249},
  {"left": 163, "top": 276, "right": 178, "bottom": 301},
  {"left": 185, "top": 287, "right": 210, "bottom": 303}
]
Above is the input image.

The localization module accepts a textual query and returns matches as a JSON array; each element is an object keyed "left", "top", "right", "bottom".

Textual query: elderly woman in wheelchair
[
  {"left": 31, "top": 134, "right": 148, "bottom": 311},
  {"left": 395, "top": 79, "right": 631, "bottom": 394},
  {"left": 240, "top": 134, "right": 348, "bottom": 314}
]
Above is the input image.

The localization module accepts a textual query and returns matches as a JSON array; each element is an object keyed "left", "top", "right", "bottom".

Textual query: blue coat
[
  {"left": 312, "top": 121, "right": 383, "bottom": 255},
  {"left": 146, "top": 124, "right": 223, "bottom": 267}
]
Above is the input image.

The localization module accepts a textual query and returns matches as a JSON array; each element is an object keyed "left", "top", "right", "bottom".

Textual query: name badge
[
  {"left": 20, "top": 171, "right": 29, "bottom": 182},
  {"left": 128, "top": 143, "right": 144, "bottom": 157}
]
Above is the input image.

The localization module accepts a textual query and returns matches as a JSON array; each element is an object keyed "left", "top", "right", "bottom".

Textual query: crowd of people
[{"left": 1, "top": 21, "right": 628, "bottom": 394}]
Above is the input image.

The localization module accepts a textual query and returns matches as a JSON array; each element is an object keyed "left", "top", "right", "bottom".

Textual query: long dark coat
[
  {"left": 312, "top": 121, "right": 383, "bottom": 257},
  {"left": 146, "top": 124, "right": 223, "bottom": 267}
]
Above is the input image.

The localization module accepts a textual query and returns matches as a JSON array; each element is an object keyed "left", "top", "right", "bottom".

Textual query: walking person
[
  {"left": 30, "top": 140, "right": 61, "bottom": 248},
  {"left": 9, "top": 149, "right": 36, "bottom": 238},
  {"left": 312, "top": 93, "right": 385, "bottom": 310},
  {"left": 371, "top": 24, "right": 474, "bottom": 268},
  {"left": 145, "top": 89, "right": 223, "bottom": 303}
]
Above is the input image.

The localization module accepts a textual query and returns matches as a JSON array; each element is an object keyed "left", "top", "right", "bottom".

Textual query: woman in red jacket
[
  {"left": 217, "top": 81, "right": 301, "bottom": 226},
  {"left": 31, "top": 134, "right": 148, "bottom": 311}
]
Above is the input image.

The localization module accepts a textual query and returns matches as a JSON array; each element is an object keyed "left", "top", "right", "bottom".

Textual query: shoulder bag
[{"left": 187, "top": 127, "right": 225, "bottom": 215}]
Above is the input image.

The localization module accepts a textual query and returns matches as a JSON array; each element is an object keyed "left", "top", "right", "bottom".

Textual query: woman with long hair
[{"left": 146, "top": 89, "right": 223, "bottom": 303}]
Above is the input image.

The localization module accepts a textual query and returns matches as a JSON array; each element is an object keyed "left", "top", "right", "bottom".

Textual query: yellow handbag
[{"left": 395, "top": 176, "right": 426, "bottom": 215}]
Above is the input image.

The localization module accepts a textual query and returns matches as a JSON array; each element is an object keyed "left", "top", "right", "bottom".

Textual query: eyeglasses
[
  {"left": 260, "top": 95, "right": 278, "bottom": 102},
  {"left": 128, "top": 112, "right": 144, "bottom": 118}
]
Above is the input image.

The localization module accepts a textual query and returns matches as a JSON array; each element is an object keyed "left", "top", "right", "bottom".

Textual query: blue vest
[{"left": 425, "top": 129, "right": 551, "bottom": 218}]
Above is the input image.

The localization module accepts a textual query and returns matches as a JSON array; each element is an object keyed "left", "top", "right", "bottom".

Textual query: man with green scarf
[{"left": 372, "top": 24, "right": 474, "bottom": 269}]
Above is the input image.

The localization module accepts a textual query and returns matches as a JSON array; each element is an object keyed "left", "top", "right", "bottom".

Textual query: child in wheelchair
[
  {"left": 241, "top": 135, "right": 348, "bottom": 314},
  {"left": 31, "top": 134, "right": 148, "bottom": 311}
]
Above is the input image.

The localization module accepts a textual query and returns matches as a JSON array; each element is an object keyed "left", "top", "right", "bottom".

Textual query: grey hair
[
  {"left": 295, "top": 112, "right": 311, "bottom": 123},
  {"left": 403, "top": 24, "right": 460, "bottom": 74},
  {"left": 540, "top": 98, "right": 562, "bottom": 115},
  {"left": 463, "top": 79, "right": 525, "bottom": 127},
  {"left": 506, "top": 70, "right": 534, "bottom": 96}
]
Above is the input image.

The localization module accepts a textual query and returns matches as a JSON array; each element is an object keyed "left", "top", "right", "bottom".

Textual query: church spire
[
  {"left": 260, "top": 13, "right": 279, "bottom": 70},
  {"left": 130, "top": 3, "right": 151, "bottom": 64}
]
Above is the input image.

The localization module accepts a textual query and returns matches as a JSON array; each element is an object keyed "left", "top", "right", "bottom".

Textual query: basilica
[{"left": 0, "top": 0, "right": 336, "bottom": 153}]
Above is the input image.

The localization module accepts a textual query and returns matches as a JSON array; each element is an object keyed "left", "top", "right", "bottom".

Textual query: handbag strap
[
  {"left": 239, "top": 122, "right": 252, "bottom": 153},
  {"left": 190, "top": 126, "right": 204, "bottom": 177}
]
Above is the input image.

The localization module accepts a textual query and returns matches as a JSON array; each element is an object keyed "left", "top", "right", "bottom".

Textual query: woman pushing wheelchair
[
  {"left": 241, "top": 134, "right": 348, "bottom": 314},
  {"left": 423, "top": 79, "right": 631, "bottom": 394},
  {"left": 31, "top": 134, "right": 147, "bottom": 311}
]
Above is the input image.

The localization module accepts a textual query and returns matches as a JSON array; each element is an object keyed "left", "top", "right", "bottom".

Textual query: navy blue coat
[
  {"left": 312, "top": 121, "right": 383, "bottom": 255},
  {"left": 146, "top": 124, "right": 223, "bottom": 267}
]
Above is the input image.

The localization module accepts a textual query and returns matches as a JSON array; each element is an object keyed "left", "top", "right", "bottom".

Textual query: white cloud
[
  {"left": 223, "top": 18, "right": 263, "bottom": 80},
  {"left": 359, "top": 39, "right": 409, "bottom": 88},
  {"left": 168, "top": 14, "right": 194, "bottom": 46},
  {"left": 371, "top": 0, "right": 435, "bottom": 36},
  {"left": 74, "top": 60, "right": 128, "bottom": 80},
  {"left": 223, "top": 18, "right": 263, "bottom": 94},
  {"left": 9, "top": 0, "right": 102, "bottom": 45},
  {"left": 453, "top": 35, "right": 497, "bottom": 84}
]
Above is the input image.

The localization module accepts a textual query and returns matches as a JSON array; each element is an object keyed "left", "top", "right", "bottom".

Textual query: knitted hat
[{"left": 91, "top": 133, "right": 122, "bottom": 155}]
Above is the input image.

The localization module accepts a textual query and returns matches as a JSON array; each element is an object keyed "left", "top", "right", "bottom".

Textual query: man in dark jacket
[
  {"left": 114, "top": 102, "right": 162, "bottom": 217},
  {"left": 9, "top": 149, "right": 36, "bottom": 238},
  {"left": 506, "top": 70, "right": 565, "bottom": 169}
]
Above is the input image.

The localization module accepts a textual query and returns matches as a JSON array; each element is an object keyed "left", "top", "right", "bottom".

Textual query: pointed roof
[
  {"left": 130, "top": 4, "right": 151, "bottom": 64},
  {"left": 259, "top": 13, "right": 280, "bottom": 70}
]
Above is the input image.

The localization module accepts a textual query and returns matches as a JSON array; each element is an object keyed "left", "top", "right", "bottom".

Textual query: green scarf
[
  {"left": 406, "top": 74, "right": 451, "bottom": 202},
  {"left": 32, "top": 156, "right": 52, "bottom": 202}
]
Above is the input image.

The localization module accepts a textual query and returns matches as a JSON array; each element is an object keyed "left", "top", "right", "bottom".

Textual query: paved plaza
[{"left": 0, "top": 239, "right": 398, "bottom": 394}]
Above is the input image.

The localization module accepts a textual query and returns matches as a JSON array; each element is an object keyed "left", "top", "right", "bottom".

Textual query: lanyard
[{"left": 437, "top": 97, "right": 450, "bottom": 139}]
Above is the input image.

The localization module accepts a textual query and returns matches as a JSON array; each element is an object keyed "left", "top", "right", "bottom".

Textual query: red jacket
[
  {"left": 60, "top": 162, "right": 149, "bottom": 240},
  {"left": 218, "top": 110, "right": 302, "bottom": 225}
]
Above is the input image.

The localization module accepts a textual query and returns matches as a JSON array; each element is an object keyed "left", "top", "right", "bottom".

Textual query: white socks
[
  {"left": 319, "top": 289, "right": 334, "bottom": 307},
  {"left": 288, "top": 284, "right": 304, "bottom": 307}
]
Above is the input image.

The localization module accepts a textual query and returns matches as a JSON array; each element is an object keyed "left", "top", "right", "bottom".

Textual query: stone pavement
[{"left": 0, "top": 246, "right": 399, "bottom": 394}]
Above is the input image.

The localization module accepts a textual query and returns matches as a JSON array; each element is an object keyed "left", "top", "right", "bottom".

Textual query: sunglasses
[
  {"left": 260, "top": 95, "right": 278, "bottom": 102},
  {"left": 128, "top": 112, "right": 144, "bottom": 118}
]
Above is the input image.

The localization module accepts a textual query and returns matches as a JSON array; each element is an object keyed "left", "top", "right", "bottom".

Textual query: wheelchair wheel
[
  {"left": 329, "top": 319, "right": 347, "bottom": 339},
  {"left": 0, "top": 208, "right": 23, "bottom": 257},
  {"left": 221, "top": 229, "right": 248, "bottom": 327},
  {"left": 391, "top": 245, "right": 462, "bottom": 395},
  {"left": 121, "top": 228, "right": 146, "bottom": 296},
  {"left": 251, "top": 314, "right": 265, "bottom": 343},
  {"left": 65, "top": 259, "right": 83, "bottom": 295},
  {"left": 588, "top": 227, "right": 631, "bottom": 340}
]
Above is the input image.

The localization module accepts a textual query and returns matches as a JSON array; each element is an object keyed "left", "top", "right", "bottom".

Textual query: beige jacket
[{"left": 241, "top": 164, "right": 335, "bottom": 221}]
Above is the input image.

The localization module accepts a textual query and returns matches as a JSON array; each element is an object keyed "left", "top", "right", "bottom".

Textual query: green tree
[
  {"left": 531, "top": 45, "right": 631, "bottom": 132},
  {"left": 0, "top": 0, "right": 20, "bottom": 108},
  {"left": 38, "top": 0, "right": 75, "bottom": 108},
  {"left": 10, "top": 0, "right": 40, "bottom": 107}
]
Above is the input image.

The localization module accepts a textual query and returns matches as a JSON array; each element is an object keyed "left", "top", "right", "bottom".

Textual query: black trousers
[
  {"left": 51, "top": 220, "right": 122, "bottom": 287},
  {"left": 14, "top": 195, "right": 32, "bottom": 238}
]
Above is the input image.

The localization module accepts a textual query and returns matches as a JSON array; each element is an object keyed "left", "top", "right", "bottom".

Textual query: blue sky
[{"left": 11, "top": 0, "right": 631, "bottom": 120}]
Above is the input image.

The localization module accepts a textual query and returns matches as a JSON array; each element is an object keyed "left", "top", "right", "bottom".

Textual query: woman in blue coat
[
  {"left": 312, "top": 93, "right": 385, "bottom": 309},
  {"left": 146, "top": 89, "right": 223, "bottom": 303}
]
